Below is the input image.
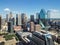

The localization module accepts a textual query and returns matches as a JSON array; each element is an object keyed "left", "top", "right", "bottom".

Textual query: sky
[{"left": 0, "top": 0, "right": 60, "bottom": 18}]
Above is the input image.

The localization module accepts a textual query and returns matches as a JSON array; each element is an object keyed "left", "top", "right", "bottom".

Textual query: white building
[{"left": 47, "top": 9, "right": 60, "bottom": 19}]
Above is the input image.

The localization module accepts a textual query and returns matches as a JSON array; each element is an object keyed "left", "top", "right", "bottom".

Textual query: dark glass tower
[
  {"left": 0, "top": 16, "right": 1, "bottom": 30},
  {"left": 30, "top": 15, "right": 34, "bottom": 22},
  {"left": 16, "top": 14, "right": 18, "bottom": 26},
  {"left": 8, "top": 21, "right": 13, "bottom": 33}
]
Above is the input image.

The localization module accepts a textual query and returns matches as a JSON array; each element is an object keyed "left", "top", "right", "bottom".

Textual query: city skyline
[{"left": 0, "top": 0, "right": 60, "bottom": 18}]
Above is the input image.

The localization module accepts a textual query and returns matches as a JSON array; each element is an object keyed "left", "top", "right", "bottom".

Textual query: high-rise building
[
  {"left": 6, "top": 12, "right": 13, "bottom": 22},
  {"left": 9, "top": 12, "right": 13, "bottom": 19},
  {"left": 30, "top": 22, "right": 35, "bottom": 32},
  {"left": 35, "top": 24, "right": 41, "bottom": 31},
  {"left": 16, "top": 14, "right": 18, "bottom": 26},
  {"left": 18, "top": 14, "right": 21, "bottom": 25},
  {"left": 30, "top": 15, "right": 34, "bottom": 22},
  {"left": 21, "top": 13, "right": 27, "bottom": 30},
  {"left": 6, "top": 14, "right": 9, "bottom": 22},
  {"left": 8, "top": 21, "right": 13, "bottom": 33},
  {"left": 21, "top": 13, "right": 25, "bottom": 25},
  {"left": 12, "top": 17, "right": 15, "bottom": 25},
  {"left": 39, "top": 9, "right": 47, "bottom": 26},
  {"left": 13, "top": 25, "right": 22, "bottom": 32},
  {"left": 21, "top": 13, "right": 27, "bottom": 25},
  {"left": 36, "top": 13, "right": 39, "bottom": 20},
  {"left": 0, "top": 15, "right": 1, "bottom": 30},
  {"left": 39, "top": 9, "right": 47, "bottom": 19},
  {"left": 26, "top": 23, "right": 30, "bottom": 31},
  {"left": 36, "top": 13, "right": 40, "bottom": 24},
  {"left": 16, "top": 14, "right": 21, "bottom": 26}
]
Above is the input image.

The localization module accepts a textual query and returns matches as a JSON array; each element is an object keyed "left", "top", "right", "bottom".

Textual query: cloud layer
[{"left": 4, "top": 8, "right": 10, "bottom": 12}]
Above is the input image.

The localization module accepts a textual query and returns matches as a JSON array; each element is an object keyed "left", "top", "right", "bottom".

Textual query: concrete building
[
  {"left": 18, "top": 14, "right": 21, "bottom": 25},
  {"left": 16, "top": 14, "right": 18, "bottom": 26},
  {"left": 36, "top": 13, "right": 40, "bottom": 24},
  {"left": 14, "top": 26, "right": 22, "bottom": 32},
  {"left": 21, "top": 13, "right": 27, "bottom": 25},
  {"left": 35, "top": 24, "right": 41, "bottom": 31},
  {"left": 21, "top": 13, "right": 27, "bottom": 30},
  {"left": 30, "top": 22, "right": 35, "bottom": 32}
]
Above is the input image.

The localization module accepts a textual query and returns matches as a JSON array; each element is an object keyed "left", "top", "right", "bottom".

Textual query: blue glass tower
[{"left": 39, "top": 9, "right": 47, "bottom": 19}]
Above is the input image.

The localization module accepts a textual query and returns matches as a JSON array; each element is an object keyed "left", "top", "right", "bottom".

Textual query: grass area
[
  {"left": 0, "top": 31, "right": 19, "bottom": 41},
  {"left": 3, "top": 33, "right": 19, "bottom": 41}
]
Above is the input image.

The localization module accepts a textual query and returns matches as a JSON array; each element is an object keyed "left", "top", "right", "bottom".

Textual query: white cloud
[{"left": 4, "top": 8, "right": 10, "bottom": 12}]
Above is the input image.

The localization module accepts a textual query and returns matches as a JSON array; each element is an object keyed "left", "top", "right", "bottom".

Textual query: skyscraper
[
  {"left": 16, "top": 14, "right": 21, "bottom": 26},
  {"left": 30, "top": 22, "right": 35, "bottom": 32},
  {"left": 30, "top": 15, "right": 34, "bottom": 22},
  {"left": 6, "top": 14, "right": 9, "bottom": 22},
  {"left": 6, "top": 12, "right": 13, "bottom": 22},
  {"left": 16, "top": 14, "right": 18, "bottom": 26},
  {"left": 21, "top": 13, "right": 27, "bottom": 30},
  {"left": 9, "top": 12, "right": 13, "bottom": 19},
  {"left": 0, "top": 15, "right": 1, "bottom": 30},
  {"left": 12, "top": 17, "right": 15, "bottom": 25},
  {"left": 21, "top": 13, "right": 27, "bottom": 25},
  {"left": 39, "top": 9, "right": 47, "bottom": 19},
  {"left": 35, "top": 24, "right": 41, "bottom": 31},
  {"left": 8, "top": 21, "right": 13, "bottom": 33},
  {"left": 18, "top": 14, "right": 21, "bottom": 25},
  {"left": 39, "top": 9, "right": 47, "bottom": 26},
  {"left": 36, "top": 13, "right": 40, "bottom": 24}
]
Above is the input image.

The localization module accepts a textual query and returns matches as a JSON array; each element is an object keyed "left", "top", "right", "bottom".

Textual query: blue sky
[{"left": 0, "top": 0, "right": 60, "bottom": 18}]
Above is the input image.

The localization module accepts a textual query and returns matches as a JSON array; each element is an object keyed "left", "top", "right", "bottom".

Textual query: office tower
[
  {"left": 30, "top": 15, "right": 34, "bottom": 22},
  {"left": 16, "top": 14, "right": 21, "bottom": 26},
  {"left": 30, "top": 22, "right": 35, "bottom": 32},
  {"left": 36, "top": 13, "right": 40, "bottom": 24},
  {"left": 21, "top": 13, "right": 27, "bottom": 25},
  {"left": 6, "top": 14, "right": 8, "bottom": 22},
  {"left": 39, "top": 9, "right": 47, "bottom": 19},
  {"left": 9, "top": 12, "right": 13, "bottom": 22},
  {"left": 8, "top": 12, "right": 13, "bottom": 24},
  {"left": 0, "top": 15, "right": 1, "bottom": 30},
  {"left": 39, "top": 9, "right": 47, "bottom": 26},
  {"left": 26, "top": 23, "right": 30, "bottom": 31},
  {"left": 18, "top": 14, "right": 21, "bottom": 25},
  {"left": 8, "top": 21, "right": 13, "bottom": 33},
  {"left": 35, "top": 24, "right": 41, "bottom": 31},
  {"left": 6, "top": 12, "right": 13, "bottom": 22},
  {"left": 21, "top": 13, "right": 25, "bottom": 25},
  {"left": 9, "top": 12, "right": 13, "bottom": 19},
  {"left": 12, "top": 17, "right": 15, "bottom": 25},
  {"left": 16, "top": 14, "right": 18, "bottom": 26},
  {"left": 9, "top": 17, "right": 15, "bottom": 26},
  {"left": 21, "top": 13, "right": 27, "bottom": 31},
  {"left": 36, "top": 13, "right": 40, "bottom": 20},
  {"left": 27, "top": 35, "right": 45, "bottom": 45}
]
